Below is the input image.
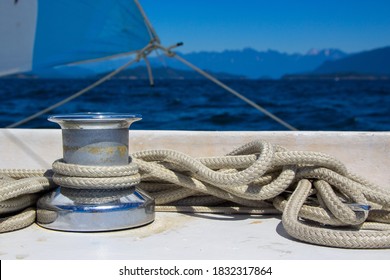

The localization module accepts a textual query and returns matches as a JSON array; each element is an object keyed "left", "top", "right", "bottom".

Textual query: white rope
[{"left": 1, "top": 140, "right": 390, "bottom": 249}]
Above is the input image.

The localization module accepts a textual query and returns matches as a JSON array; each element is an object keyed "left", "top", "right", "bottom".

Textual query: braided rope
[
  {"left": 1, "top": 140, "right": 390, "bottom": 249},
  {"left": 0, "top": 207, "right": 36, "bottom": 233},
  {"left": 282, "top": 180, "right": 390, "bottom": 249},
  {"left": 52, "top": 159, "right": 139, "bottom": 177}
]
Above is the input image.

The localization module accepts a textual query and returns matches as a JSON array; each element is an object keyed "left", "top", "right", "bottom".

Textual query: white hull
[{"left": 1, "top": 129, "right": 390, "bottom": 259}]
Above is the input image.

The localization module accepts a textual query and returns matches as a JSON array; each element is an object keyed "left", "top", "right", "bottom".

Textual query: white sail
[
  {"left": 0, "top": 0, "right": 37, "bottom": 76},
  {"left": 0, "top": 0, "right": 153, "bottom": 77}
]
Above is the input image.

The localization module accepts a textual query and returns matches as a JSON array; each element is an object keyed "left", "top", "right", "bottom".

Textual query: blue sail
[{"left": 0, "top": 0, "right": 153, "bottom": 77}]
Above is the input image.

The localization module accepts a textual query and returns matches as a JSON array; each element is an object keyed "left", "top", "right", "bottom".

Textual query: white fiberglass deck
[{"left": 1, "top": 129, "right": 390, "bottom": 259}]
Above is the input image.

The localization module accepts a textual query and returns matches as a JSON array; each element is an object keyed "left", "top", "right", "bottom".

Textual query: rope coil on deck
[{"left": 1, "top": 140, "right": 390, "bottom": 249}]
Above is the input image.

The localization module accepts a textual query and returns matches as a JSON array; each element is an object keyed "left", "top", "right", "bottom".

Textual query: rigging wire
[
  {"left": 5, "top": 41, "right": 298, "bottom": 131},
  {"left": 157, "top": 45, "right": 298, "bottom": 131},
  {"left": 5, "top": 45, "right": 152, "bottom": 129},
  {"left": 175, "top": 54, "right": 299, "bottom": 131},
  {"left": 5, "top": 0, "right": 298, "bottom": 131},
  {"left": 143, "top": 55, "right": 155, "bottom": 87}
]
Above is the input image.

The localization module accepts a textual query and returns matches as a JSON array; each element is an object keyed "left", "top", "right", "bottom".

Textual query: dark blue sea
[{"left": 0, "top": 78, "right": 389, "bottom": 131}]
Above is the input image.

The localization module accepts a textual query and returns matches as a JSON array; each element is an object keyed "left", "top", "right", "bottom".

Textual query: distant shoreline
[
  {"left": 282, "top": 73, "right": 390, "bottom": 81},
  {"left": 2, "top": 68, "right": 390, "bottom": 81}
]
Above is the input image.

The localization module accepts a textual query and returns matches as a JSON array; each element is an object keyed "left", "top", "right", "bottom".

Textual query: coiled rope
[{"left": 1, "top": 140, "right": 390, "bottom": 249}]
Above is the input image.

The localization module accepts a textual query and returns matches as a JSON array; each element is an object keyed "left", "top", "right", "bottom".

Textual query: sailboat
[{"left": 1, "top": 0, "right": 390, "bottom": 259}]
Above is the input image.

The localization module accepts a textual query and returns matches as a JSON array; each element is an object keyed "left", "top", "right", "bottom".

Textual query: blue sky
[{"left": 140, "top": 0, "right": 390, "bottom": 54}]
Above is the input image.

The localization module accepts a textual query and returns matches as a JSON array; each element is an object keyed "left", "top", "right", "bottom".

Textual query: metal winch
[{"left": 36, "top": 113, "right": 155, "bottom": 232}]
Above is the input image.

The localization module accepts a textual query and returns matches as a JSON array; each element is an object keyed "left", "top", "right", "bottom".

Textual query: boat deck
[{"left": 1, "top": 129, "right": 390, "bottom": 259}]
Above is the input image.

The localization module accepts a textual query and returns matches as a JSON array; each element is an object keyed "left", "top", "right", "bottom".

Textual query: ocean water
[{"left": 0, "top": 78, "right": 389, "bottom": 131}]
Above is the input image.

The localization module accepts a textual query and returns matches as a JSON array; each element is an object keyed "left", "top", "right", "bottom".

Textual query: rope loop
[
  {"left": 132, "top": 140, "right": 274, "bottom": 187},
  {"left": 52, "top": 159, "right": 139, "bottom": 178},
  {"left": 52, "top": 159, "right": 141, "bottom": 190}
]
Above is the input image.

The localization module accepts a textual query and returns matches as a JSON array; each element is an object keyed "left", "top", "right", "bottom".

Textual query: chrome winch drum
[{"left": 36, "top": 113, "right": 155, "bottom": 232}]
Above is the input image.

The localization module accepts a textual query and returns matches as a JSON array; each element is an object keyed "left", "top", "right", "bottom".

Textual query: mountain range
[
  {"left": 172, "top": 46, "right": 390, "bottom": 79},
  {"left": 314, "top": 46, "right": 390, "bottom": 75},
  {"left": 282, "top": 46, "right": 390, "bottom": 80},
  {"left": 3, "top": 46, "right": 389, "bottom": 80},
  {"left": 146, "top": 48, "right": 348, "bottom": 79},
  {"left": 146, "top": 46, "right": 390, "bottom": 79}
]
